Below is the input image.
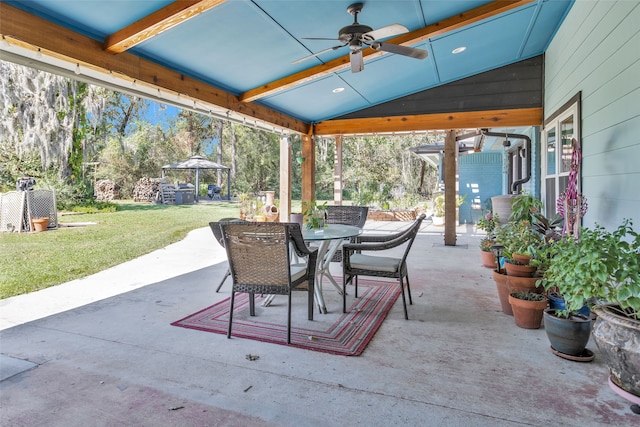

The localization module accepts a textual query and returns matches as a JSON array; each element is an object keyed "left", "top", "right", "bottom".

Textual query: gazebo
[{"left": 161, "top": 155, "right": 230, "bottom": 202}]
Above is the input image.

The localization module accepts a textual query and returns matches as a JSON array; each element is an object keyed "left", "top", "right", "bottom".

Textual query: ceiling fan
[{"left": 292, "top": 2, "right": 428, "bottom": 73}]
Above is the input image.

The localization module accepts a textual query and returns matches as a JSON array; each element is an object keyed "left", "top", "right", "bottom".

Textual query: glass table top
[{"left": 301, "top": 224, "right": 362, "bottom": 241}]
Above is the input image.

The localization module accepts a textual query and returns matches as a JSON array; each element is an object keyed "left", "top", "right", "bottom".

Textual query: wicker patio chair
[
  {"left": 341, "top": 214, "right": 426, "bottom": 320},
  {"left": 209, "top": 218, "right": 245, "bottom": 292},
  {"left": 325, "top": 205, "right": 369, "bottom": 262},
  {"left": 221, "top": 222, "right": 318, "bottom": 343}
]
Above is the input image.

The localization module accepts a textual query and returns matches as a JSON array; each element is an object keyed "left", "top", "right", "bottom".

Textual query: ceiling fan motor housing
[{"left": 339, "top": 23, "right": 373, "bottom": 44}]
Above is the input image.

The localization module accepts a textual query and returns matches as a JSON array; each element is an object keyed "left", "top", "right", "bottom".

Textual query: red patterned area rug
[{"left": 171, "top": 280, "right": 400, "bottom": 356}]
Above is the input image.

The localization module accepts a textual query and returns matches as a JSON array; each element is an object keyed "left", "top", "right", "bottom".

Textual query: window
[{"left": 542, "top": 93, "right": 581, "bottom": 216}]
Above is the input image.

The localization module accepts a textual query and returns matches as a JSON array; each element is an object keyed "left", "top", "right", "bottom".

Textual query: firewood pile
[
  {"left": 133, "top": 177, "right": 164, "bottom": 202},
  {"left": 95, "top": 179, "right": 120, "bottom": 201}
]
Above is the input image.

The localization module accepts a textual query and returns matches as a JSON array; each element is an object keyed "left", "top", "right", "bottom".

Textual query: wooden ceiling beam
[
  {"left": 0, "top": 3, "right": 309, "bottom": 134},
  {"left": 313, "top": 108, "right": 543, "bottom": 136},
  {"left": 240, "top": 0, "right": 535, "bottom": 103},
  {"left": 104, "top": 0, "right": 227, "bottom": 54}
]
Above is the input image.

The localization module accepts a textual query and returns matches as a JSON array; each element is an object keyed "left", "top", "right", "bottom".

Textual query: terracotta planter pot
[
  {"left": 492, "top": 271, "right": 512, "bottom": 315},
  {"left": 480, "top": 251, "right": 497, "bottom": 269},
  {"left": 592, "top": 305, "right": 640, "bottom": 398},
  {"left": 512, "top": 254, "right": 531, "bottom": 265},
  {"left": 509, "top": 293, "right": 548, "bottom": 329},
  {"left": 504, "top": 261, "right": 536, "bottom": 277},
  {"left": 31, "top": 217, "right": 49, "bottom": 232},
  {"left": 544, "top": 309, "right": 592, "bottom": 356},
  {"left": 505, "top": 275, "right": 543, "bottom": 294}
]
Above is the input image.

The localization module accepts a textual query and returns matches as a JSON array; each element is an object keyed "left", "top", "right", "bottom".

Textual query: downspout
[{"left": 480, "top": 129, "right": 531, "bottom": 194}]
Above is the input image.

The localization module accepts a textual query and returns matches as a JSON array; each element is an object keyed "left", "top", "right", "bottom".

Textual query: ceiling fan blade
[
  {"left": 302, "top": 37, "right": 340, "bottom": 41},
  {"left": 292, "top": 44, "right": 346, "bottom": 64},
  {"left": 371, "top": 42, "right": 428, "bottom": 60},
  {"left": 362, "top": 24, "right": 408, "bottom": 42},
  {"left": 350, "top": 49, "right": 364, "bottom": 73}
]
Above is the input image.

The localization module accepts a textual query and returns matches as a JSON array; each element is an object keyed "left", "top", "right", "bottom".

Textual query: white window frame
[{"left": 542, "top": 93, "right": 581, "bottom": 216}]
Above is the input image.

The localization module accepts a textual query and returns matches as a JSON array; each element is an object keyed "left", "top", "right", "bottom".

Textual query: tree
[
  {"left": 225, "top": 125, "right": 279, "bottom": 194},
  {"left": 0, "top": 61, "right": 75, "bottom": 179},
  {"left": 0, "top": 61, "right": 112, "bottom": 204}
]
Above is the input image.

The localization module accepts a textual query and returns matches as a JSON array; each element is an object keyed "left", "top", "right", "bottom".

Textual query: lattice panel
[
  {"left": 26, "top": 189, "right": 57, "bottom": 229},
  {"left": 0, "top": 192, "right": 27, "bottom": 232},
  {"left": 0, "top": 190, "right": 57, "bottom": 232}
]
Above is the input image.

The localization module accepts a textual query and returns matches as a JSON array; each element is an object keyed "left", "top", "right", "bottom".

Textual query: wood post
[
  {"left": 444, "top": 130, "right": 458, "bottom": 246},
  {"left": 301, "top": 133, "right": 316, "bottom": 205}
]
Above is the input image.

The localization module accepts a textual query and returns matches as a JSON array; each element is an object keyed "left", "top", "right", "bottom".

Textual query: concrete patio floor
[{"left": 1, "top": 220, "right": 638, "bottom": 426}]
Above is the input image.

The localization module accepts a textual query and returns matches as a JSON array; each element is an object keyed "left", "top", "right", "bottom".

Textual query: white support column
[
  {"left": 334, "top": 135, "right": 343, "bottom": 205},
  {"left": 279, "top": 135, "right": 292, "bottom": 221}
]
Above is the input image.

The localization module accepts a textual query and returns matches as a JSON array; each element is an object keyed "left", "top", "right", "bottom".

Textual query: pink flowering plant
[{"left": 477, "top": 211, "right": 499, "bottom": 236}]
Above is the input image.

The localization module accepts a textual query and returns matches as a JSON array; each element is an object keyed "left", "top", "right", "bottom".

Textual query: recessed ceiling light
[
  {"left": 452, "top": 46, "right": 467, "bottom": 54},
  {"left": 332, "top": 87, "right": 345, "bottom": 93}
]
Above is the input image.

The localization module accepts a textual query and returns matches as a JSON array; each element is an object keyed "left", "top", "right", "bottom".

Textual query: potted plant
[
  {"left": 431, "top": 194, "right": 465, "bottom": 226},
  {"left": 479, "top": 237, "right": 498, "bottom": 269},
  {"left": 501, "top": 220, "right": 543, "bottom": 277},
  {"left": 477, "top": 211, "right": 499, "bottom": 268},
  {"left": 584, "top": 220, "right": 640, "bottom": 399},
  {"left": 302, "top": 200, "right": 328, "bottom": 229},
  {"left": 508, "top": 191, "right": 543, "bottom": 224},
  {"left": 490, "top": 215, "right": 546, "bottom": 315},
  {"left": 491, "top": 190, "right": 544, "bottom": 265},
  {"left": 508, "top": 291, "right": 548, "bottom": 329},
  {"left": 537, "top": 230, "right": 596, "bottom": 359}
]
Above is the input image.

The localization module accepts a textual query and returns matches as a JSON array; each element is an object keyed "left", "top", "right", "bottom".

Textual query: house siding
[
  {"left": 544, "top": 0, "right": 640, "bottom": 229},
  {"left": 459, "top": 152, "right": 502, "bottom": 224}
]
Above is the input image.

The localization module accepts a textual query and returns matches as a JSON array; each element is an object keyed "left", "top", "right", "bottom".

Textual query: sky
[
  {"left": 144, "top": 101, "right": 179, "bottom": 130},
  {"left": 143, "top": 101, "right": 218, "bottom": 155}
]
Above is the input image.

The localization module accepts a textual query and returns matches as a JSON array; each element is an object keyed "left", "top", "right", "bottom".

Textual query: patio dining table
[
  {"left": 261, "top": 223, "right": 362, "bottom": 313},
  {"left": 302, "top": 224, "right": 362, "bottom": 313}
]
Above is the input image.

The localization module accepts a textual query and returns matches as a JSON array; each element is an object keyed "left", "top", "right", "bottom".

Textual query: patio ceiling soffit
[
  {"left": 239, "top": 0, "right": 536, "bottom": 103},
  {"left": 0, "top": 2, "right": 309, "bottom": 135},
  {"left": 98, "top": 0, "right": 535, "bottom": 104},
  {"left": 0, "top": 0, "right": 541, "bottom": 136}
]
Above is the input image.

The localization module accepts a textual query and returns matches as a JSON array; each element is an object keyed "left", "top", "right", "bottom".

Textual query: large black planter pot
[
  {"left": 543, "top": 309, "right": 592, "bottom": 356},
  {"left": 592, "top": 304, "right": 640, "bottom": 399}
]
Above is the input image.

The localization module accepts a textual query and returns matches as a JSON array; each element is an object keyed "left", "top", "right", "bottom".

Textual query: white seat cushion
[
  {"left": 349, "top": 254, "right": 400, "bottom": 273},
  {"left": 290, "top": 264, "right": 307, "bottom": 281}
]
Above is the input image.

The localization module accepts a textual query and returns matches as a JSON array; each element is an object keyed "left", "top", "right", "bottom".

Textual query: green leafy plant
[
  {"left": 497, "top": 220, "right": 544, "bottom": 262},
  {"left": 511, "top": 291, "right": 547, "bottom": 302},
  {"left": 509, "top": 191, "right": 543, "bottom": 224},
  {"left": 479, "top": 236, "right": 496, "bottom": 252},
  {"left": 301, "top": 200, "right": 328, "bottom": 229},
  {"left": 539, "top": 219, "right": 640, "bottom": 319},
  {"left": 432, "top": 194, "right": 466, "bottom": 217},
  {"left": 69, "top": 201, "right": 118, "bottom": 214},
  {"left": 477, "top": 210, "right": 499, "bottom": 235},
  {"left": 531, "top": 211, "right": 563, "bottom": 243}
]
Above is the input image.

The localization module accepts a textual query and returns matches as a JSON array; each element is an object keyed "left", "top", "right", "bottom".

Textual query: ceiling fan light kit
[{"left": 293, "top": 2, "right": 428, "bottom": 73}]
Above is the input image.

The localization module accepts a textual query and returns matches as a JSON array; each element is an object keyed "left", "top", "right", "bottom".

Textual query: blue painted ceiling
[{"left": 4, "top": 0, "right": 573, "bottom": 124}]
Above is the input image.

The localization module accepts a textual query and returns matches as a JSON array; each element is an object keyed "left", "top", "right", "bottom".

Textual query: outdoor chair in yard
[
  {"left": 341, "top": 214, "right": 426, "bottom": 320},
  {"left": 209, "top": 218, "right": 244, "bottom": 292},
  {"left": 325, "top": 205, "right": 369, "bottom": 262},
  {"left": 221, "top": 222, "right": 318, "bottom": 343}
]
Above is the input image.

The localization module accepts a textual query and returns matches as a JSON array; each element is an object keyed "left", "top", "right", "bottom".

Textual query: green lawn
[{"left": 0, "top": 201, "right": 243, "bottom": 299}]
